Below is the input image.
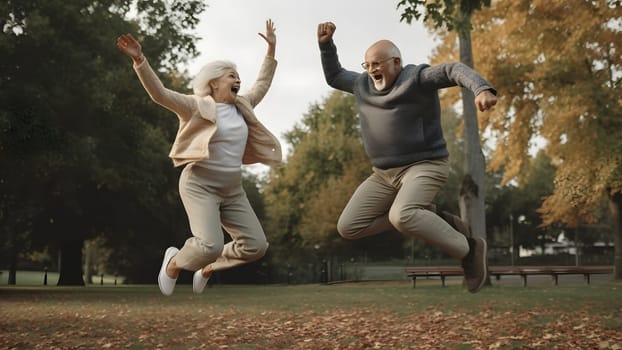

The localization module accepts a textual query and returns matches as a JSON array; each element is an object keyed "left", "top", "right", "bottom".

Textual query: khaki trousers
[
  {"left": 337, "top": 158, "right": 468, "bottom": 259},
  {"left": 174, "top": 164, "right": 268, "bottom": 272}
]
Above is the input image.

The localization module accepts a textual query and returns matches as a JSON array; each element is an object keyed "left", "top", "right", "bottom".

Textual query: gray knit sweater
[{"left": 319, "top": 40, "right": 496, "bottom": 169}]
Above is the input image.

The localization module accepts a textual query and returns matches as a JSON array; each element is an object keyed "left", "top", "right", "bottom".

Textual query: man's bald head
[
  {"left": 365, "top": 40, "right": 402, "bottom": 63},
  {"left": 363, "top": 40, "right": 402, "bottom": 91}
]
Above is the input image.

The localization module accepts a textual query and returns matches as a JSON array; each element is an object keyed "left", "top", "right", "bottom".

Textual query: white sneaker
[
  {"left": 193, "top": 269, "right": 210, "bottom": 294},
  {"left": 157, "top": 247, "right": 179, "bottom": 296}
]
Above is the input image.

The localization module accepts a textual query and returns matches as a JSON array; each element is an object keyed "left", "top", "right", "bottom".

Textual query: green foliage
[
  {"left": 133, "top": 0, "right": 206, "bottom": 71},
  {"left": 242, "top": 169, "right": 266, "bottom": 221},
  {"left": 397, "top": 0, "right": 491, "bottom": 32},
  {"left": 486, "top": 151, "right": 556, "bottom": 251},
  {"left": 264, "top": 92, "right": 373, "bottom": 259},
  {"left": 265, "top": 92, "right": 478, "bottom": 263},
  {"left": 0, "top": 0, "right": 205, "bottom": 282}
]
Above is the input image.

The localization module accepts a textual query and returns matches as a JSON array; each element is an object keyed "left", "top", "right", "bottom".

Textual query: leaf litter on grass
[{"left": 1, "top": 285, "right": 621, "bottom": 349}]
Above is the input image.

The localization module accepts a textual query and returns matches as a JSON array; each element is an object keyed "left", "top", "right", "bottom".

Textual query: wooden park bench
[
  {"left": 405, "top": 266, "right": 464, "bottom": 288},
  {"left": 488, "top": 265, "right": 614, "bottom": 287},
  {"left": 405, "top": 265, "right": 614, "bottom": 288}
]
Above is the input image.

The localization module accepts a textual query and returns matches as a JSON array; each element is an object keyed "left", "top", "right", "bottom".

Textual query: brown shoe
[{"left": 461, "top": 237, "right": 488, "bottom": 293}]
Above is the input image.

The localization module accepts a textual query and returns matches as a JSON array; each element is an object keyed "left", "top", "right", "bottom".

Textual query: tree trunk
[
  {"left": 457, "top": 12, "right": 487, "bottom": 240},
  {"left": 8, "top": 251, "right": 17, "bottom": 285},
  {"left": 83, "top": 240, "right": 93, "bottom": 284},
  {"left": 57, "top": 239, "right": 85, "bottom": 286},
  {"left": 609, "top": 190, "right": 622, "bottom": 281}
]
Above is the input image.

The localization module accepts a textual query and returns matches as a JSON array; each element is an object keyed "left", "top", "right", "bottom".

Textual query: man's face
[{"left": 363, "top": 48, "right": 400, "bottom": 91}]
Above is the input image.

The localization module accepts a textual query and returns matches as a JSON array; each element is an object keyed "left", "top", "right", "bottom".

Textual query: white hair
[{"left": 192, "top": 60, "right": 237, "bottom": 97}]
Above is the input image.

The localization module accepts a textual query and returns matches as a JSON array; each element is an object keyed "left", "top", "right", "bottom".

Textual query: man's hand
[
  {"left": 475, "top": 90, "right": 498, "bottom": 112},
  {"left": 317, "top": 22, "right": 336, "bottom": 44}
]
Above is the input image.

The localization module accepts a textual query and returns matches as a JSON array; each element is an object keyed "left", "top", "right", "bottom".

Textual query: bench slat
[{"left": 405, "top": 265, "right": 613, "bottom": 288}]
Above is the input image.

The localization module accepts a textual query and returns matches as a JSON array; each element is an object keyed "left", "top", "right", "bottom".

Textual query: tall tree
[
  {"left": 263, "top": 91, "right": 411, "bottom": 266},
  {"left": 297, "top": 128, "right": 371, "bottom": 258},
  {"left": 264, "top": 92, "right": 365, "bottom": 259},
  {"left": 485, "top": 150, "right": 557, "bottom": 264},
  {"left": 397, "top": 0, "right": 493, "bottom": 240},
  {"left": 0, "top": 0, "right": 205, "bottom": 284},
  {"left": 465, "top": 0, "right": 622, "bottom": 278}
]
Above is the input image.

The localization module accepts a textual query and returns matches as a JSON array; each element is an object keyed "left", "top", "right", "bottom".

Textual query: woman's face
[{"left": 211, "top": 69, "right": 241, "bottom": 103}]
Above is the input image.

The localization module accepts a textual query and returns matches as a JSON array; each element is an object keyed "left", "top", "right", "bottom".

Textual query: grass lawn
[
  {"left": 1, "top": 281, "right": 621, "bottom": 349},
  {"left": 0, "top": 270, "right": 60, "bottom": 286},
  {"left": 0, "top": 270, "right": 126, "bottom": 286}
]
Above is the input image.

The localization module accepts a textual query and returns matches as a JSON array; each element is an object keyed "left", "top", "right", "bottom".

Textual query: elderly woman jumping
[{"left": 116, "top": 20, "right": 281, "bottom": 296}]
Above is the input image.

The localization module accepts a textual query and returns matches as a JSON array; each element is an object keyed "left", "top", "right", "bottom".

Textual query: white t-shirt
[{"left": 195, "top": 103, "right": 248, "bottom": 172}]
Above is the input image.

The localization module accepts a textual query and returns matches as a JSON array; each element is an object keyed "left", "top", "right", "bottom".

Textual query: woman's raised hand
[
  {"left": 258, "top": 19, "right": 276, "bottom": 47},
  {"left": 116, "top": 33, "right": 144, "bottom": 64}
]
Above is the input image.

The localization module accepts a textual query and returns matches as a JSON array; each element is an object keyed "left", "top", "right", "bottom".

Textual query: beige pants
[
  {"left": 337, "top": 158, "right": 468, "bottom": 259},
  {"left": 174, "top": 164, "right": 268, "bottom": 272}
]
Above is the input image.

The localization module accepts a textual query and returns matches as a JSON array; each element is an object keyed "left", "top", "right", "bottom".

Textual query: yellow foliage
[{"left": 429, "top": 0, "right": 622, "bottom": 226}]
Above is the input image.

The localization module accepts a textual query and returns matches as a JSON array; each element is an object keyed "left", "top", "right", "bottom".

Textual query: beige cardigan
[{"left": 133, "top": 57, "right": 282, "bottom": 168}]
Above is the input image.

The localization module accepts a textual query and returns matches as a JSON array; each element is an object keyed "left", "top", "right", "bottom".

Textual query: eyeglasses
[{"left": 361, "top": 57, "right": 396, "bottom": 70}]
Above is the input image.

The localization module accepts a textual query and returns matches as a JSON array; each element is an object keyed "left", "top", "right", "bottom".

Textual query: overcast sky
[{"left": 184, "top": 0, "right": 437, "bottom": 170}]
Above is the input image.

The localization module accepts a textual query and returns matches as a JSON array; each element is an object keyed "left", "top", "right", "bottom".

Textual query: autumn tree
[
  {"left": 264, "top": 91, "right": 413, "bottom": 269},
  {"left": 397, "top": 0, "right": 493, "bottom": 241},
  {"left": 263, "top": 92, "right": 370, "bottom": 262},
  {"left": 485, "top": 150, "right": 557, "bottom": 264},
  {"left": 466, "top": 0, "right": 622, "bottom": 277}
]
